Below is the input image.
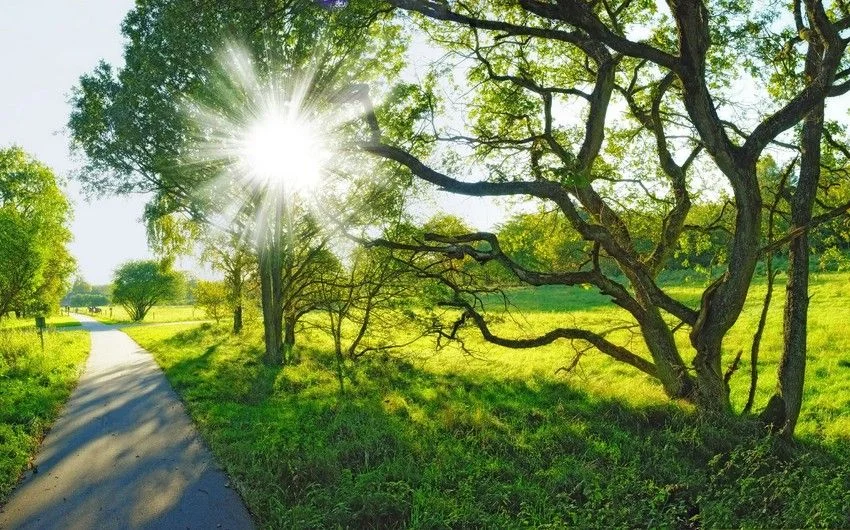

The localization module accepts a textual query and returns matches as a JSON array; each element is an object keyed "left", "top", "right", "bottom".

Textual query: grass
[
  {"left": 123, "top": 272, "right": 850, "bottom": 528},
  {"left": 0, "top": 327, "right": 90, "bottom": 503},
  {"left": 86, "top": 304, "right": 206, "bottom": 325},
  {"left": 0, "top": 314, "right": 82, "bottom": 331}
]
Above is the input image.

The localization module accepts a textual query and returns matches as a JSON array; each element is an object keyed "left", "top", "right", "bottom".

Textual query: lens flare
[
  {"left": 181, "top": 41, "right": 371, "bottom": 247},
  {"left": 239, "top": 110, "right": 326, "bottom": 193},
  {"left": 183, "top": 43, "right": 336, "bottom": 205}
]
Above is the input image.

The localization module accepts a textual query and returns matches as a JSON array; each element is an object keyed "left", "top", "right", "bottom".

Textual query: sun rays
[{"left": 180, "top": 42, "right": 346, "bottom": 245}]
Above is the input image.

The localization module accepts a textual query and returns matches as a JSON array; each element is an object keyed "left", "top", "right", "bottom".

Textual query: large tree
[
  {"left": 0, "top": 147, "right": 75, "bottom": 317},
  {"left": 68, "top": 0, "right": 406, "bottom": 365},
  {"left": 354, "top": 1, "right": 850, "bottom": 432}
]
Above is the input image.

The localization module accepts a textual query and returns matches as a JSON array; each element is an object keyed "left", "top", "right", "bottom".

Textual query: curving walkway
[{"left": 0, "top": 315, "right": 254, "bottom": 529}]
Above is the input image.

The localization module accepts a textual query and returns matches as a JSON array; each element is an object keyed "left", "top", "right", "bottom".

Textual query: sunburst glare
[
  {"left": 238, "top": 101, "right": 327, "bottom": 194},
  {"left": 182, "top": 42, "right": 346, "bottom": 238}
]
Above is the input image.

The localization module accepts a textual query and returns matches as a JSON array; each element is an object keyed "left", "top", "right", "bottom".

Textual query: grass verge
[
  {"left": 0, "top": 328, "right": 90, "bottom": 503},
  {"left": 127, "top": 322, "right": 850, "bottom": 528},
  {"left": 0, "top": 314, "right": 82, "bottom": 331}
]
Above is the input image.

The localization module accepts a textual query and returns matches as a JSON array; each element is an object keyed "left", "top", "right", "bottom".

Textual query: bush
[{"left": 701, "top": 436, "right": 850, "bottom": 528}]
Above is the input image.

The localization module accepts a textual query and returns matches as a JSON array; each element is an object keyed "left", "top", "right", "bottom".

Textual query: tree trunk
[
  {"left": 232, "top": 304, "right": 243, "bottom": 334},
  {"left": 686, "top": 163, "right": 762, "bottom": 414},
  {"left": 638, "top": 308, "right": 696, "bottom": 401},
  {"left": 330, "top": 312, "right": 345, "bottom": 393},
  {"left": 762, "top": 36, "right": 824, "bottom": 437},
  {"left": 260, "top": 248, "right": 283, "bottom": 365},
  {"left": 283, "top": 316, "right": 296, "bottom": 364},
  {"left": 767, "top": 132, "right": 820, "bottom": 434},
  {"left": 692, "top": 336, "right": 731, "bottom": 413}
]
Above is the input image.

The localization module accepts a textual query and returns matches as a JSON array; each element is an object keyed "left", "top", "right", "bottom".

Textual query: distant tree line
[{"left": 62, "top": 278, "right": 110, "bottom": 308}]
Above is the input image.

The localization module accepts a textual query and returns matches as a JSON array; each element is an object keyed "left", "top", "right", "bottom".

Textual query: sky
[
  {"left": 0, "top": 2, "right": 509, "bottom": 286},
  {"left": 0, "top": 1, "right": 149, "bottom": 285}
]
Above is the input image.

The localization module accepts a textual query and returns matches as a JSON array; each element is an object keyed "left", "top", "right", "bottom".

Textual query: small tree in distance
[
  {"left": 194, "top": 280, "right": 228, "bottom": 325},
  {"left": 112, "top": 260, "right": 180, "bottom": 322}
]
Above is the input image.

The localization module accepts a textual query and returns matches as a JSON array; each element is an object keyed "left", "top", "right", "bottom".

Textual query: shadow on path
[{"left": 0, "top": 315, "right": 254, "bottom": 530}]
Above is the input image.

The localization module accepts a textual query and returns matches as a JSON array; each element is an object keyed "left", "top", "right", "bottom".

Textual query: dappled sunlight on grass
[{"left": 125, "top": 271, "right": 850, "bottom": 529}]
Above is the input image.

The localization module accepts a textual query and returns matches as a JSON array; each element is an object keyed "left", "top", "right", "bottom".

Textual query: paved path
[{"left": 0, "top": 315, "right": 254, "bottom": 529}]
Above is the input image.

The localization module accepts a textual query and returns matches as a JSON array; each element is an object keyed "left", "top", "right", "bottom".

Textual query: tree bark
[
  {"left": 259, "top": 247, "right": 284, "bottom": 365},
  {"left": 283, "top": 316, "right": 296, "bottom": 364},
  {"left": 232, "top": 304, "right": 243, "bottom": 334},
  {"left": 763, "top": 33, "right": 825, "bottom": 437}
]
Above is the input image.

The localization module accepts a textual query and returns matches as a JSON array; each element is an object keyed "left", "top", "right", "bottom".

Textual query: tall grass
[
  {"left": 125, "top": 273, "right": 850, "bottom": 527},
  {"left": 0, "top": 328, "right": 89, "bottom": 502}
]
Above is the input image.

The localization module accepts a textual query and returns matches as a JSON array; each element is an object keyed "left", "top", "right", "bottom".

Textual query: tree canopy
[
  {"left": 352, "top": 0, "right": 850, "bottom": 434},
  {"left": 112, "top": 260, "right": 181, "bottom": 321},
  {"left": 0, "top": 147, "right": 75, "bottom": 317}
]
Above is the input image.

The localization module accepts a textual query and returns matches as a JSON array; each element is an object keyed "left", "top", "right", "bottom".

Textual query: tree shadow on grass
[
  {"left": 160, "top": 325, "right": 280, "bottom": 406},
  {"left": 155, "top": 336, "right": 850, "bottom": 529}
]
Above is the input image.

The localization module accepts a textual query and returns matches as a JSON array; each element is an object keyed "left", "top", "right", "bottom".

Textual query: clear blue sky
[{"left": 0, "top": 1, "right": 150, "bottom": 285}]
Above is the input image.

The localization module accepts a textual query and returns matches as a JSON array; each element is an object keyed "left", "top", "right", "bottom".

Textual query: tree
[
  {"left": 68, "top": 0, "right": 407, "bottom": 365},
  {"left": 355, "top": 1, "right": 850, "bottom": 430},
  {"left": 0, "top": 147, "right": 75, "bottom": 317},
  {"left": 66, "top": 293, "right": 110, "bottom": 308},
  {"left": 63, "top": 276, "right": 111, "bottom": 308},
  {"left": 194, "top": 280, "right": 228, "bottom": 324},
  {"left": 200, "top": 228, "right": 255, "bottom": 334},
  {"left": 112, "top": 260, "right": 180, "bottom": 321}
]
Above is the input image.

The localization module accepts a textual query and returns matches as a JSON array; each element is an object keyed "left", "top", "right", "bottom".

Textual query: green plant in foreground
[{"left": 0, "top": 328, "right": 89, "bottom": 502}]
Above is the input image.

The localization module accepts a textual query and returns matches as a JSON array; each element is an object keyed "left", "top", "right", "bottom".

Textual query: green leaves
[
  {"left": 0, "top": 147, "right": 75, "bottom": 316},
  {"left": 111, "top": 260, "right": 182, "bottom": 321}
]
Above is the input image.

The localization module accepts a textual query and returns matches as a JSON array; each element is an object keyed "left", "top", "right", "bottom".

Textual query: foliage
[
  {"left": 0, "top": 329, "right": 89, "bottom": 502},
  {"left": 62, "top": 276, "right": 111, "bottom": 308},
  {"left": 194, "top": 280, "right": 228, "bottom": 324},
  {"left": 0, "top": 147, "right": 75, "bottom": 317},
  {"left": 65, "top": 293, "right": 110, "bottom": 308},
  {"left": 111, "top": 260, "right": 181, "bottom": 322},
  {"left": 199, "top": 228, "right": 256, "bottom": 333},
  {"left": 497, "top": 208, "right": 588, "bottom": 274}
]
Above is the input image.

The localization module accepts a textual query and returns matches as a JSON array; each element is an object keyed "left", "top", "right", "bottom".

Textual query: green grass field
[
  {"left": 84, "top": 304, "right": 206, "bottom": 325},
  {"left": 0, "top": 314, "right": 82, "bottom": 331},
  {"left": 123, "top": 273, "right": 850, "bottom": 527},
  {"left": 0, "top": 328, "right": 90, "bottom": 503}
]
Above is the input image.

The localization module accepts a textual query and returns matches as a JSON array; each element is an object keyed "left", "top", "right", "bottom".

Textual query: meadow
[
  {"left": 85, "top": 304, "right": 207, "bottom": 325},
  {"left": 0, "top": 326, "right": 90, "bottom": 503},
  {"left": 123, "top": 272, "right": 850, "bottom": 528}
]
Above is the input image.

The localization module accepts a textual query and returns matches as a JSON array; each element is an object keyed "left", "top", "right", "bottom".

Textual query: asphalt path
[{"left": 0, "top": 315, "right": 254, "bottom": 529}]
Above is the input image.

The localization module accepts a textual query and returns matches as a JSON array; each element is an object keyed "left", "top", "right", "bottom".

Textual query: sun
[
  {"left": 182, "top": 41, "right": 350, "bottom": 231},
  {"left": 239, "top": 109, "right": 327, "bottom": 194}
]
